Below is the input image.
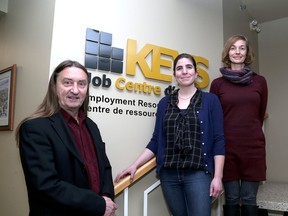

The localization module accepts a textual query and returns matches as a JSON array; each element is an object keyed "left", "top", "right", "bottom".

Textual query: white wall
[
  {"left": 51, "top": 0, "right": 223, "bottom": 176},
  {"left": 258, "top": 17, "right": 288, "bottom": 183},
  {"left": 50, "top": 0, "right": 223, "bottom": 215}
]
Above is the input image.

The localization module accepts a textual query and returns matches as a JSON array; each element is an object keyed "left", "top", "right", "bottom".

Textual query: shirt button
[{"left": 202, "top": 142, "right": 205, "bottom": 145}]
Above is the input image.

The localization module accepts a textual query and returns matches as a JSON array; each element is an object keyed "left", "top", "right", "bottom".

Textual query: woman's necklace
[
  {"left": 178, "top": 89, "right": 196, "bottom": 100},
  {"left": 178, "top": 94, "right": 192, "bottom": 100}
]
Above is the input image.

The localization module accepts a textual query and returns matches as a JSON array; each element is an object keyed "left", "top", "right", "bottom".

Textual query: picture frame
[{"left": 0, "top": 64, "right": 17, "bottom": 131}]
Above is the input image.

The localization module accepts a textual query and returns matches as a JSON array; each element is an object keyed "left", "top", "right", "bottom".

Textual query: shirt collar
[{"left": 60, "top": 109, "right": 86, "bottom": 124}]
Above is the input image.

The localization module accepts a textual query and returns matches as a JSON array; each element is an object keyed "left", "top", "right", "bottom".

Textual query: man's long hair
[{"left": 15, "top": 60, "right": 90, "bottom": 144}]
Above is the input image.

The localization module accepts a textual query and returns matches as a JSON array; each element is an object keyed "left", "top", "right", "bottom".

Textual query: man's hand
[{"left": 103, "top": 196, "right": 117, "bottom": 216}]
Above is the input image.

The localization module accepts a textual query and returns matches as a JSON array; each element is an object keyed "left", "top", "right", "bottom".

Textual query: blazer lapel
[
  {"left": 85, "top": 119, "right": 104, "bottom": 172},
  {"left": 49, "top": 113, "right": 84, "bottom": 163}
]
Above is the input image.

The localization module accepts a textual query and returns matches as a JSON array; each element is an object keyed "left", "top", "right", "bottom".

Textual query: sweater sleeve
[
  {"left": 258, "top": 76, "right": 268, "bottom": 124},
  {"left": 146, "top": 96, "right": 169, "bottom": 154},
  {"left": 210, "top": 94, "right": 225, "bottom": 156}
]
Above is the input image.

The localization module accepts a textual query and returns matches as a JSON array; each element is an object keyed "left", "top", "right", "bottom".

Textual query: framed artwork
[{"left": 0, "top": 64, "right": 17, "bottom": 131}]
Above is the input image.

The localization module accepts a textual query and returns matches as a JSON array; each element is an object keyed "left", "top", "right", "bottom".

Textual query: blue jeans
[
  {"left": 224, "top": 180, "right": 259, "bottom": 205},
  {"left": 160, "top": 168, "right": 212, "bottom": 216}
]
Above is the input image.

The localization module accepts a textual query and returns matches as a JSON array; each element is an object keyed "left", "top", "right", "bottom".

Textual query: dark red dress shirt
[{"left": 61, "top": 109, "right": 100, "bottom": 193}]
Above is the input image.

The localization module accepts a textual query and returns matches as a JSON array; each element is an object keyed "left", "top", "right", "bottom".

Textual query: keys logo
[{"left": 85, "top": 28, "right": 210, "bottom": 96}]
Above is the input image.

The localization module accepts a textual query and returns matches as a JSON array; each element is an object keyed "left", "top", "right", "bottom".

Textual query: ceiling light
[{"left": 249, "top": 20, "right": 261, "bottom": 33}]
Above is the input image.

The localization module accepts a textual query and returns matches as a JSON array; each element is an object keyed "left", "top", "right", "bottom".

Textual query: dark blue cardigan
[{"left": 146, "top": 91, "right": 225, "bottom": 175}]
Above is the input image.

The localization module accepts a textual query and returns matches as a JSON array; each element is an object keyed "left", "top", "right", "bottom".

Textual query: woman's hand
[
  {"left": 114, "top": 164, "right": 137, "bottom": 183},
  {"left": 114, "top": 148, "right": 155, "bottom": 183},
  {"left": 210, "top": 176, "right": 223, "bottom": 197}
]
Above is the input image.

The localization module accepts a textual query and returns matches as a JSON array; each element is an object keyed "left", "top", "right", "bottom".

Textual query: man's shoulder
[
  {"left": 24, "top": 116, "right": 50, "bottom": 125},
  {"left": 22, "top": 112, "right": 62, "bottom": 127}
]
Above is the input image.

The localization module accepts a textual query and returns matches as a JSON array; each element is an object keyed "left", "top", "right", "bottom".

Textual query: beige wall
[
  {"left": 258, "top": 17, "right": 288, "bottom": 183},
  {"left": 0, "top": 0, "right": 55, "bottom": 215},
  {"left": 222, "top": 0, "right": 259, "bottom": 72},
  {"left": 223, "top": 0, "right": 288, "bottom": 183}
]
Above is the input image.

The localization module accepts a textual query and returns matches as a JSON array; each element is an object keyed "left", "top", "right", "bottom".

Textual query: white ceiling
[
  {"left": 1, "top": 1, "right": 288, "bottom": 24},
  {"left": 240, "top": 0, "right": 288, "bottom": 23}
]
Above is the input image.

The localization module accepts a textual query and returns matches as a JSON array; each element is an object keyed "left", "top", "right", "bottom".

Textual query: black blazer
[{"left": 19, "top": 112, "right": 114, "bottom": 216}]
